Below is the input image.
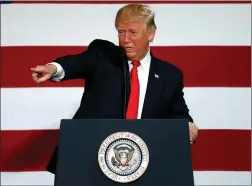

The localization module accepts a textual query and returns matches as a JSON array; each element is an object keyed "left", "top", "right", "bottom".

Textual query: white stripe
[
  {"left": 1, "top": 87, "right": 251, "bottom": 130},
  {"left": 1, "top": 4, "right": 251, "bottom": 46},
  {"left": 194, "top": 171, "right": 251, "bottom": 185},
  {"left": 1, "top": 171, "right": 251, "bottom": 185}
]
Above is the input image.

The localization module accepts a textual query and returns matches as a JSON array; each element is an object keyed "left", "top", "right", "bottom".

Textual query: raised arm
[{"left": 31, "top": 39, "right": 105, "bottom": 83}]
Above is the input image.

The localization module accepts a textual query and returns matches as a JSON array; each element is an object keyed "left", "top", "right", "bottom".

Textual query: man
[{"left": 31, "top": 4, "right": 198, "bottom": 174}]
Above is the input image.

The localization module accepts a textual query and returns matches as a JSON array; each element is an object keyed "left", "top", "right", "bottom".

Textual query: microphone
[
  {"left": 118, "top": 46, "right": 127, "bottom": 119},
  {"left": 119, "top": 46, "right": 126, "bottom": 54}
]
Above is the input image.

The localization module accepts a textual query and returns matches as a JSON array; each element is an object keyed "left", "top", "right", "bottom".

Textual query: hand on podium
[{"left": 189, "top": 122, "right": 198, "bottom": 144}]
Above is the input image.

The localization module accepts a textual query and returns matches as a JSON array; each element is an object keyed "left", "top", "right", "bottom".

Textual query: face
[{"left": 117, "top": 20, "right": 155, "bottom": 61}]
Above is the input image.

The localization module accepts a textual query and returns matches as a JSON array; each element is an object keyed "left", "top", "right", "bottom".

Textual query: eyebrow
[{"left": 117, "top": 28, "right": 138, "bottom": 32}]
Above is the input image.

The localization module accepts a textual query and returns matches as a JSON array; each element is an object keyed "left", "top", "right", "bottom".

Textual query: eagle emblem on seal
[
  {"left": 98, "top": 132, "right": 149, "bottom": 183},
  {"left": 111, "top": 143, "right": 136, "bottom": 170}
]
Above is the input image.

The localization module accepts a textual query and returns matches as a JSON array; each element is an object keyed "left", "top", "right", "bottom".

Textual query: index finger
[{"left": 31, "top": 66, "right": 44, "bottom": 73}]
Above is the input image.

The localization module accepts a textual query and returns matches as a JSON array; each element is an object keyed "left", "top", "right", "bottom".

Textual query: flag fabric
[{"left": 1, "top": 1, "right": 251, "bottom": 185}]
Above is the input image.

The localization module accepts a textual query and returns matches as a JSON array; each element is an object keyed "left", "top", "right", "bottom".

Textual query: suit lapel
[{"left": 141, "top": 57, "right": 163, "bottom": 118}]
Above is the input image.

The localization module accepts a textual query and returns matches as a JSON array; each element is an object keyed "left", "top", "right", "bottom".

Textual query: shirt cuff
[{"left": 48, "top": 62, "right": 65, "bottom": 81}]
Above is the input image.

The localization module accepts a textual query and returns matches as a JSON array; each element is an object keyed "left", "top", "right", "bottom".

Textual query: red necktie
[{"left": 126, "top": 61, "right": 140, "bottom": 119}]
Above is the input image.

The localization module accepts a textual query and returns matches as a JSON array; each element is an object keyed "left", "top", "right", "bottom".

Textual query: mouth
[{"left": 124, "top": 47, "right": 133, "bottom": 52}]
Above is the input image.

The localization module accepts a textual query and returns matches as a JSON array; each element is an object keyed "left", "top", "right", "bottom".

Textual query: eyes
[{"left": 118, "top": 30, "right": 138, "bottom": 36}]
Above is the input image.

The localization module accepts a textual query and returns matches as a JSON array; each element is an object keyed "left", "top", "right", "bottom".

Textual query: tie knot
[{"left": 131, "top": 61, "right": 140, "bottom": 68}]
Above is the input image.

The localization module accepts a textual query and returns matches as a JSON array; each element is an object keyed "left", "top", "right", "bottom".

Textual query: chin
[{"left": 126, "top": 52, "right": 136, "bottom": 60}]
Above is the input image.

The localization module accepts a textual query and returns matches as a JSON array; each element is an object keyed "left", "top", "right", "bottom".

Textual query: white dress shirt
[{"left": 50, "top": 49, "right": 151, "bottom": 119}]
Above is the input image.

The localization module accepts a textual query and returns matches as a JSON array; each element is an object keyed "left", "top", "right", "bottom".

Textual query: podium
[{"left": 54, "top": 119, "right": 194, "bottom": 186}]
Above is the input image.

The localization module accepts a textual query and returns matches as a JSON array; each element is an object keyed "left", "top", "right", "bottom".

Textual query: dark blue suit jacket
[{"left": 46, "top": 39, "right": 193, "bottom": 174}]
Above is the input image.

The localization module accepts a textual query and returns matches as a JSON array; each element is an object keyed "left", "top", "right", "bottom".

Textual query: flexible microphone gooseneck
[{"left": 118, "top": 46, "right": 127, "bottom": 119}]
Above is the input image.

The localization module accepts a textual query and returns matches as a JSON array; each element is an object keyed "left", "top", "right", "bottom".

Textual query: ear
[{"left": 148, "top": 28, "right": 156, "bottom": 42}]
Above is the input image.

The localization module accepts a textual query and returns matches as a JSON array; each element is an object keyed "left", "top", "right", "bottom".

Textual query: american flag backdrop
[{"left": 1, "top": 1, "right": 251, "bottom": 185}]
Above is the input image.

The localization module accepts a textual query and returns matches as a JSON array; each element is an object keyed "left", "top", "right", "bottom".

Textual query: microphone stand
[{"left": 119, "top": 46, "right": 127, "bottom": 119}]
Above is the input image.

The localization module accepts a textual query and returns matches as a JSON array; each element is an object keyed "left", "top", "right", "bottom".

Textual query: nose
[{"left": 123, "top": 33, "right": 130, "bottom": 43}]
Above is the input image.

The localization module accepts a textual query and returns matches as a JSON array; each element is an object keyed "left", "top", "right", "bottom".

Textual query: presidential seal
[{"left": 98, "top": 132, "right": 149, "bottom": 183}]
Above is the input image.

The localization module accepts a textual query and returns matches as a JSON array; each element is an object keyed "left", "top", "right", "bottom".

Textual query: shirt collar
[{"left": 128, "top": 48, "right": 151, "bottom": 70}]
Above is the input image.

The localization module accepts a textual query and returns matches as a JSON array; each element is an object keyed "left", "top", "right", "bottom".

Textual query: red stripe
[
  {"left": 1, "top": 130, "right": 59, "bottom": 172},
  {"left": 191, "top": 130, "right": 251, "bottom": 171},
  {"left": 1, "top": 129, "right": 251, "bottom": 171},
  {"left": 12, "top": 1, "right": 252, "bottom": 4},
  {"left": 1, "top": 46, "right": 250, "bottom": 88}
]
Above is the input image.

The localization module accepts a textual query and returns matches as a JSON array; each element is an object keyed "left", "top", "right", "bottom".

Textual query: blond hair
[{"left": 115, "top": 4, "right": 157, "bottom": 31}]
